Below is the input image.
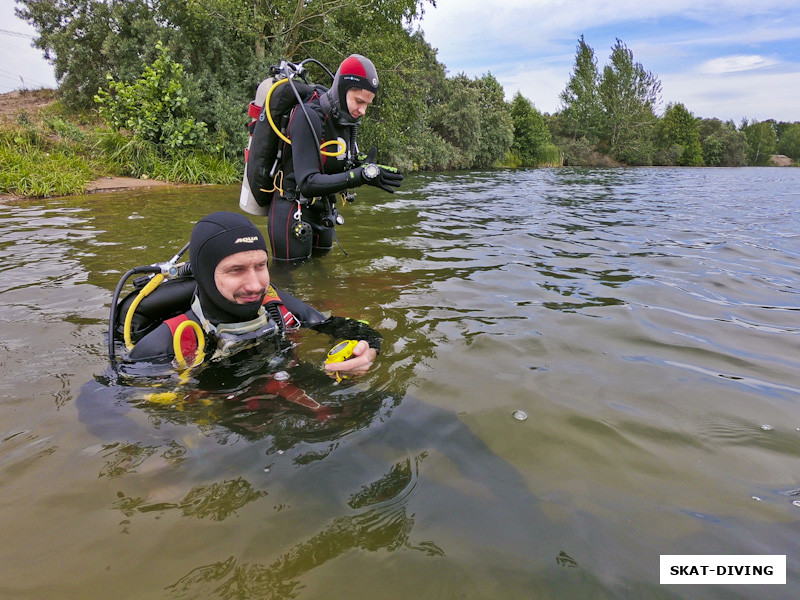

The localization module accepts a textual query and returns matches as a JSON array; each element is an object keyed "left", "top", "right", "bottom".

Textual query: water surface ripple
[{"left": 1, "top": 168, "right": 799, "bottom": 598}]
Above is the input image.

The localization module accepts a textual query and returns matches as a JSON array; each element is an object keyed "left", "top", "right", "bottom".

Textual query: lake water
[{"left": 1, "top": 167, "right": 799, "bottom": 599}]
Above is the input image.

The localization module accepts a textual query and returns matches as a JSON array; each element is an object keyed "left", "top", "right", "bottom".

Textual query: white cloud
[
  {"left": 700, "top": 55, "right": 778, "bottom": 74},
  {"left": 499, "top": 66, "right": 567, "bottom": 114},
  {"left": 661, "top": 69, "right": 800, "bottom": 122},
  {"left": 418, "top": 0, "right": 800, "bottom": 121}
]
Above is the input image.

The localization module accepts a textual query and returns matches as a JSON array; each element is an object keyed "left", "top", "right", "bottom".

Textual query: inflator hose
[
  {"left": 123, "top": 273, "right": 165, "bottom": 350},
  {"left": 264, "top": 77, "right": 345, "bottom": 158},
  {"left": 107, "top": 265, "right": 161, "bottom": 364},
  {"left": 172, "top": 320, "right": 205, "bottom": 370}
]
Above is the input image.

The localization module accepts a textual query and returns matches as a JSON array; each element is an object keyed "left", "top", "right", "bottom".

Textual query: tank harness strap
[
  {"left": 165, "top": 315, "right": 199, "bottom": 358},
  {"left": 279, "top": 304, "right": 299, "bottom": 329},
  {"left": 262, "top": 287, "right": 300, "bottom": 330}
]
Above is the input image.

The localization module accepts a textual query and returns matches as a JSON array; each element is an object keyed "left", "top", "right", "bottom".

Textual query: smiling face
[
  {"left": 213, "top": 249, "right": 270, "bottom": 305},
  {"left": 345, "top": 88, "right": 375, "bottom": 120}
]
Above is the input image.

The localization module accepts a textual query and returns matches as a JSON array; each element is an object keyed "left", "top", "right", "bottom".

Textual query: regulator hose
[
  {"left": 107, "top": 265, "right": 161, "bottom": 364},
  {"left": 107, "top": 242, "right": 191, "bottom": 366},
  {"left": 264, "top": 77, "right": 345, "bottom": 159}
]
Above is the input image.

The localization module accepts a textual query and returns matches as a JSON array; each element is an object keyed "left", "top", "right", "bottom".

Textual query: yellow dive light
[{"left": 325, "top": 339, "right": 359, "bottom": 382}]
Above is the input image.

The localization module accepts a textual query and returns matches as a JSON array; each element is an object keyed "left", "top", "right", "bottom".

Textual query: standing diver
[
  {"left": 127, "top": 211, "right": 380, "bottom": 379},
  {"left": 268, "top": 54, "right": 404, "bottom": 261}
]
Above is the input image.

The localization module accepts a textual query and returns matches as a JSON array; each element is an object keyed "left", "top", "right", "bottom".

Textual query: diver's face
[
  {"left": 346, "top": 88, "right": 375, "bottom": 120},
  {"left": 214, "top": 250, "right": 269, "bottom": 304}
]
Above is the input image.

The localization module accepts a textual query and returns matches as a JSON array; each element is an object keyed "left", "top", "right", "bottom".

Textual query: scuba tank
[
  {"left": 239, "top": 77, "right": 278, "bottom": 216},
  {"left": 240, "top": 59, "right": 338, "bottom": 216}
]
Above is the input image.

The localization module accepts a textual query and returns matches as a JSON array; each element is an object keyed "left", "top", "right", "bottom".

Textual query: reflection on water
[
  {"left": 166, "top": 455, "right": 441, "bottom": 599},
  {"left": 2, "top": 168, "right": 800, "bottom": 599}
]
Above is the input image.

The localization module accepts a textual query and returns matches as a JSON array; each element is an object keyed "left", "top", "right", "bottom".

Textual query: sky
[
  {"left": 416, "top": 0, "right": 799, "bottom": 122},
  {"left": 0, "top": 0, "right": 58, "bottom": 92},
  {"left": 2, "top": 0, "right": 798, "bottom": 123}
]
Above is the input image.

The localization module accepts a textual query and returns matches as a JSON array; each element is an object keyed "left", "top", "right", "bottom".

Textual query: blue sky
[
  {"left": 416, "top": 0, "right": 800, "bottom": 122},
  {"left": 2, "top": 0, "right": 798, "bottom": 123}
]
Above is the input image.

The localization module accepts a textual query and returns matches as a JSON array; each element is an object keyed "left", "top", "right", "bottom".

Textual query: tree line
[
  {"left": 16, "top": 0, "right": 799, "bottom": 171},
  {"left": 554, "top": 36, "right": 799, "bottom": 167}
]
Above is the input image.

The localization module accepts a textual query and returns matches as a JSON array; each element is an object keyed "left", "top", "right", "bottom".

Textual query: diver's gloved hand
[{"left": 356, "top": 146, "right": 404, "bottom": 193}]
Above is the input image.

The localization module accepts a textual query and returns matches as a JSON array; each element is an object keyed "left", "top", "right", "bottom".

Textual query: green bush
[
  {"left": 94, "top": 128, "right": 239, "bottom": 184},
  {"left": 95, "top": 42, "right": 211, "bottom": 153}
]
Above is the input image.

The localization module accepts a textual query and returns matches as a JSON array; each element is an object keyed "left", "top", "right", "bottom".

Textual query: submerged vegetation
[{"left": 3, "top": 0, "right": 798, "bottom": 198}]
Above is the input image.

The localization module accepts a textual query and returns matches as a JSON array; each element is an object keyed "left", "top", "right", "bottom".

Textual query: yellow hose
[
  {"left": 320, "top": 140, "right": 346, "bottom": 156},
  {"left": 265, "top": 78, "right": 346, "bottom": 157},
  {"left": 172, "top": 320, "right": 206, "bottom": 370},
  {"left": 123, "top": 273, "right": 164, "bottom": 350}
]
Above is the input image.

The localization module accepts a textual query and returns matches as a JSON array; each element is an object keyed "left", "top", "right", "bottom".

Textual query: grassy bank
[{"left": 0, "top": 89, "right": 241, "bottom": 198}]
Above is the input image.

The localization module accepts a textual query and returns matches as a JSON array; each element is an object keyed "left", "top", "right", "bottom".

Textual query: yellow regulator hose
[
  {"left": 265, "top": 78, "right": 346, "bottom": 157},
  {"left": 123, "top": 273, "right": 165, "bottom": 350}
]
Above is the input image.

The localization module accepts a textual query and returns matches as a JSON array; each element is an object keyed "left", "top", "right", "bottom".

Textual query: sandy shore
[{"left": 84, "top": 176, "right": 174, "bottom": 193}]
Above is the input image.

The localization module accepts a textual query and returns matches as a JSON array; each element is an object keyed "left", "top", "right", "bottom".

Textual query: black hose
[
  {"left": 347, "top": 122, "right": 358, "bottom": 169},
  {"left": 175, "top": 262, "right": 192, "bottom": 277},
  {"left": 299, "top": 58, "right": 335, "bottom": 82},
  {"left": 107, "top": 265, "right": 161, "bottom": 365},
  {"left": 286, "top": 72, "right": 327, "bottom": 173}
]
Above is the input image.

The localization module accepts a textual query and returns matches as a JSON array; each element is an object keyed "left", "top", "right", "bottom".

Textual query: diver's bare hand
[{"left": 324, "top": 340, "right": 376, "bottom": 378}]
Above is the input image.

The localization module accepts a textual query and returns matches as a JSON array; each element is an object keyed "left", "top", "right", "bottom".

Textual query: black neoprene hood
[
  {"left": 330, "top": 54, "right": 378, "bottom": 122},
  {"left": 189, "top": 211, "right": 268, "bottom": 324}
]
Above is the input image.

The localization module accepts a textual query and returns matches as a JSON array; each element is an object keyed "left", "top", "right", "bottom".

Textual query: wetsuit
[
  {"left": 266, "top": 53, "right": 407, "bottom": 261},
  {"left": 128, "top": 284, "right": 381, "bottom": 364},
  {"left": 267, "top": 89, "right": 358, "bottom": 260}
]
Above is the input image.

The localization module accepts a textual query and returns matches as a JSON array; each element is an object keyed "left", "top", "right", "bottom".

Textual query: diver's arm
[
  {"left": 288, "top": 111, "right": 361, "bottom": 197},
  {"left": 309, "top": 315, "right": 382, "bottom": 354},
  {"left": 275, "top": 286, "right": 381, "bottom": 376},
  {"left": 276, "top": 286, "right": 383, "bottom": 351},
  {"left": 275, "top": 287, "right": 327, "bottom": 325},
  {"left": 312, "top": 316, "right": 381, "bottom": 377}
]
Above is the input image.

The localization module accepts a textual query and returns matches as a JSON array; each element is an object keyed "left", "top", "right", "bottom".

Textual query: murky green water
[{"left": 2, "top": 167, "right": 799, "bottom": 599}]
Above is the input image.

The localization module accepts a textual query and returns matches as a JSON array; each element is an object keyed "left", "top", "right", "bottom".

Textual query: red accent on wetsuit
[{"left": 164, "top": 314, "right": 199, "bottom": 359}]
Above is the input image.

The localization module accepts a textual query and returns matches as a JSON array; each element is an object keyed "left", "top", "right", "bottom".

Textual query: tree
[
  {"left": 18, "top": 0, "right": 439, "bottom": 162},
  {"left": 741, "top": 120, "right": 777, "bottom": 165},
  {"left": 471, "top": 73, "right": 514, "bottom": 168},
  {"left": 429, "top": 75, "right": 482, "bottom": 169},
  {"left": 598, "top": 39, "right": 661, "bottom": 165},
  {"left": 15, "top": 0, "right": 161, "bottom": 108},
  {"left": 427, "top": 72, "right": 514, "bottom": 170},
  {"left": 559, "top": 35, "right": 602, "bottom": 143},
  {"left": 655, "top": 103, "right": 704, "bottom": 166},
  {"left": 777, "top": 122, "right": 800, "bottom": 160},
  {"left": 509, "top": 92, "right": 553, "bottom": 166},
  {"left": 697, "top": 119, "right": 747, "bottom": 166}
]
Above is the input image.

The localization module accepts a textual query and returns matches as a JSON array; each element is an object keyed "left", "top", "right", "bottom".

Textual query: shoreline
[
  {"left": 84, "top": 176, "right": 175, "bottom": 193},
  {"left": 1, "top": 176, "right": 180, "bottom": 202}
]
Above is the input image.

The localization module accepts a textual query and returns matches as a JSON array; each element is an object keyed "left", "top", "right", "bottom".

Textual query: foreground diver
[
  {"left": 266, "top": 54, "right": 404, "bottom": 260},
  {"left": 126, "top": 211, "right": 380, "bottom": 379}
]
